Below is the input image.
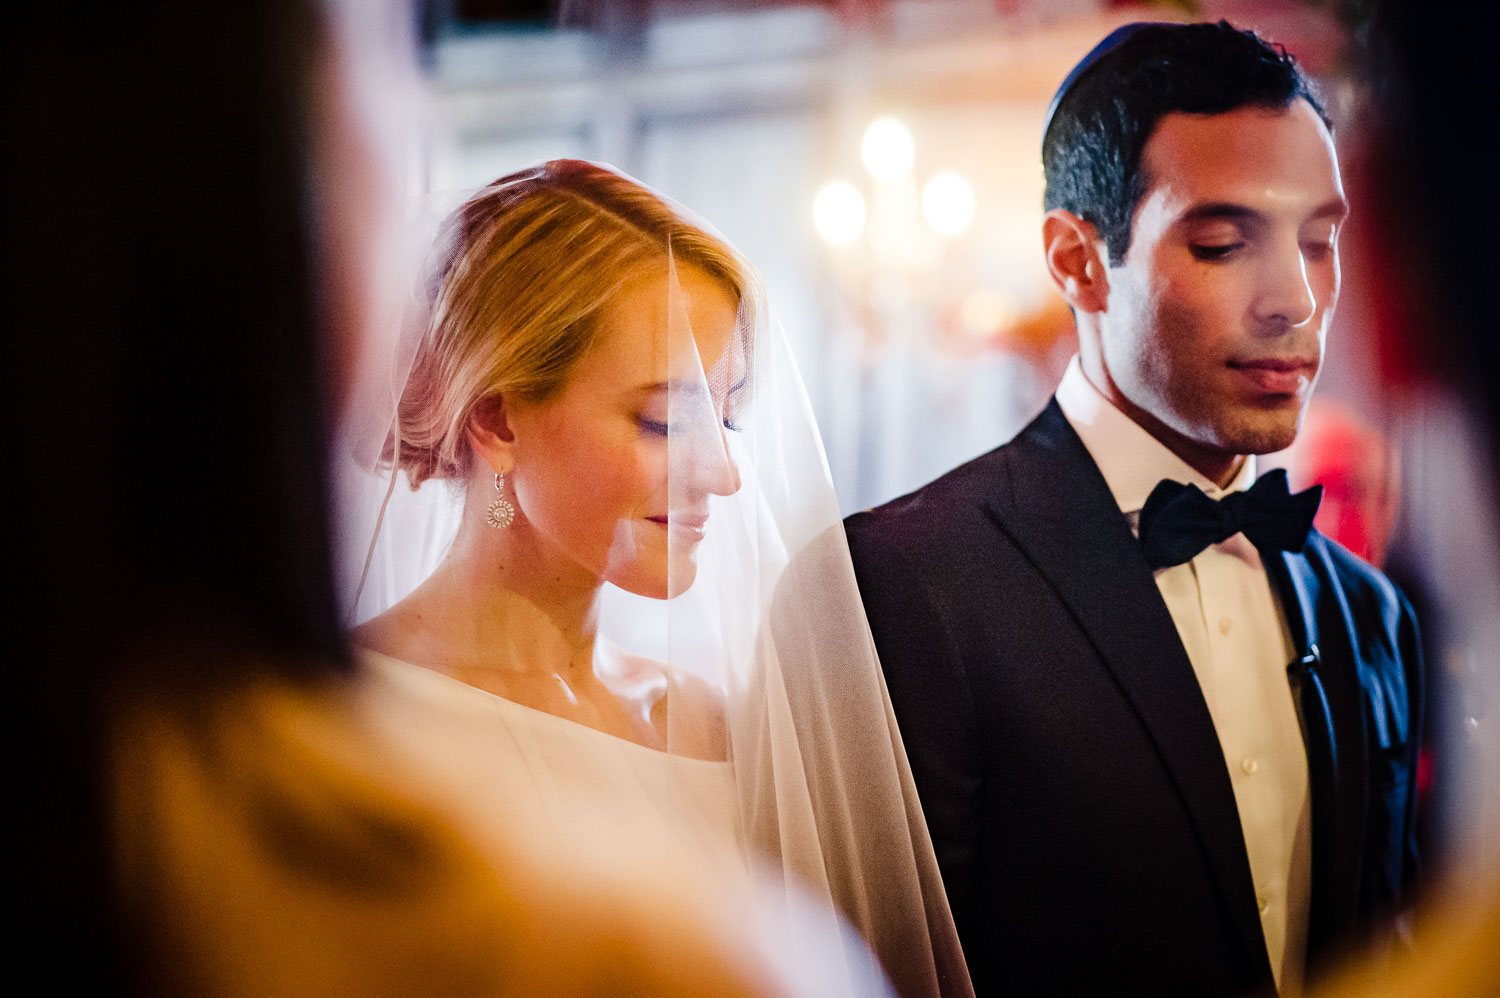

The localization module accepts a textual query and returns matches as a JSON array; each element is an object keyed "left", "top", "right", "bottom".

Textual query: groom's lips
[{"left": 1227, "top": 356, "right": 1317, "bottom": 396}]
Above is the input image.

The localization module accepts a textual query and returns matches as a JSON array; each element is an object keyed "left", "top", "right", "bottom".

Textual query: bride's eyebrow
[
  {"left": 634, "top": 377, "right": 746, "bottom": 409},
  {"left": 632, "top": 380, "right": 713, "bottom": 398}
]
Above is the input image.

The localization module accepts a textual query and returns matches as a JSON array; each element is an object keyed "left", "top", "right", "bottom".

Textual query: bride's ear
[{"left": 465, "top": 395, "right": 517, "bottom": 474}]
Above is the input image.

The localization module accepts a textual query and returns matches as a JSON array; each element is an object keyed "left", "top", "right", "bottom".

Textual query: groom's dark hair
[{"left": 1043, "top": 20, "right": 1329, "bottom": 266}]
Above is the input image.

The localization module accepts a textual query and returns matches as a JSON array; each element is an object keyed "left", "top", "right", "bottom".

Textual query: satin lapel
[
  {"left": 1267, "top": 543, "right": 1367, "bottom": 953},
  {"left": 986, "top": 402, "right": 1270, "bottom": 973}
]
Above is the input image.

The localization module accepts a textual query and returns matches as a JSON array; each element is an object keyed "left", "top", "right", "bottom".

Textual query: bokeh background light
[
  {"left": 813, "top": 180, "right": 867, "bottom": 245},
  {"left": 922, "top": 171, "right": 975, "bottom": 237},
  {"left": 861, "top": 116, "right": 915, "bottom": 179}
]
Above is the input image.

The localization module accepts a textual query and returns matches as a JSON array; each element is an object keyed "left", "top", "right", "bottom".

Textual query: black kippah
[{"left": 1041, "top": 21, "right": 1174, "bottom": 151}]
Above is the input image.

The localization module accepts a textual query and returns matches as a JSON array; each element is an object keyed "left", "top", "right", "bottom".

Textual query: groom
[{"left": 846, "top": 21, "right": 1421, "bottom": 998}]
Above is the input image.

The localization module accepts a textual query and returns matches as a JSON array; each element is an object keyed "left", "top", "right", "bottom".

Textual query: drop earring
[{"left": 487, "top": 471, "right": 515, "bottom": 529}]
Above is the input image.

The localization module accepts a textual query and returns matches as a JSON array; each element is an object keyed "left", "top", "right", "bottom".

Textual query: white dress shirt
[{"left": 1055, "top": 357, "right": 1312, "bottom": 995}]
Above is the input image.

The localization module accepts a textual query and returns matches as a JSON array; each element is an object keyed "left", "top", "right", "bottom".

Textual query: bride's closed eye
[
  {"left": 637, "top": 417, "right": 673, "bottom": 437},
  {"left": 636, "top": 414, "right": 742, "bottom": 436},
  {"left": 637, "top": 382, "right": 743, "bottom": 437}
]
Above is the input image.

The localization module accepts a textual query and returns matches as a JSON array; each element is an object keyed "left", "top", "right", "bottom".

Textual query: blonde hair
[{"left": 390, "top": 160, "right": 760, "bottom": 487}]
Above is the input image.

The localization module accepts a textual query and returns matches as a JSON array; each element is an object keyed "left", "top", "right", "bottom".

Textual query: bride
[{"left": 341, "top": 159, "right": 971, "bottom": 998}]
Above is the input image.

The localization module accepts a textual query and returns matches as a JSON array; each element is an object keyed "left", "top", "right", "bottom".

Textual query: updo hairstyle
[{"left": 390, "top": 159, "right": 759, "bottom": 487}]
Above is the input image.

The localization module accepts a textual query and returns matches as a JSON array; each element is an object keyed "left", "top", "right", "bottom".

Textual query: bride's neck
[{"left": 426, "top": 517, "right": 602, "bottom": 673}]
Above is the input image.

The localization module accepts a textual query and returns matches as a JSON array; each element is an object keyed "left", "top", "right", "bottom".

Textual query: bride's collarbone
[
  {"left": 481, "top": 656, "right": 727, "bottom": 762},
  {"left": 451, "top": 656, "right": 674, "bottom": 751},
  {"left": 357, "top": 610, "right": 725, "bottom": 759}
]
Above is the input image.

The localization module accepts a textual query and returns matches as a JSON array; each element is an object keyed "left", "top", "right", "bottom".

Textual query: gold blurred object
[
  {"left": 1310, "top": 890, "right": 1500, "bottom": 998},
  {"left": 112, "top": 674, "right": 782, "bottom": 998}
]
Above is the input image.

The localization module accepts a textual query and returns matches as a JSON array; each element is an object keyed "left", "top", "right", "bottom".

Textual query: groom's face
[{"left": 1099, "top": 99, "right": 1347, "bottom": 460}]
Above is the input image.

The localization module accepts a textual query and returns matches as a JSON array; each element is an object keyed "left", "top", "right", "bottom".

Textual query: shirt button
[
  {"left": 1218, "top": 617, "right": 1233, "bottom": 635},
  {"left": 1257, "top": 896, "right": 1270, "bottom": 914},
  {"left": 1241, "top": 757, "right": 1258, "bottom": 775}
]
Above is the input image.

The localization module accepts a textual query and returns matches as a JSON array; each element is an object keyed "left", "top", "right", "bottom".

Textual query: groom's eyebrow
[
  {"left": 1178, "top": 201, "right": 1259, "bottom": 224},
  {"left": 1176, "top": 196, "right": 1348, "bottom": 228}
]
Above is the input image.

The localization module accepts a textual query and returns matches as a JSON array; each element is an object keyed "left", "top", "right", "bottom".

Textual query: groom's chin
[{"left": 1220, "top": 410, "right": 1305, "bottom": 457}]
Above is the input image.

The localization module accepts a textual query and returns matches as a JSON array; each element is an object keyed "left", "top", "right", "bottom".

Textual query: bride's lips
[
  {"left": 646, "top": 513, "right": 709, "bottom": 539},
  {"left": 1226, "top": 356, "right": 1317, "bottom": 396}
]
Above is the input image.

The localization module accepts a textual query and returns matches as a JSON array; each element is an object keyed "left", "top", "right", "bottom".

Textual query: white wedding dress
[
  {"left": 349, "top": 647, "right": 895, "bottom": 998},
  {"left": 356, "top": 649, "right": 743, "bottom": 871}
]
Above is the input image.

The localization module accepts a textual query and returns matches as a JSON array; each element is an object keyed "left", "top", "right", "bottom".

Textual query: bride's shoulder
[
  {"left": 348, "top": 607, "right": 405, "bottom": 658},
  {"left": 348, "top": 597, "right": 437, "bottom": 667},
  {"left": 607, "top": 646, "right": 727, "bottom": 762},
  {"left": 658, "top": 666, "right": 728, "bottom": 763}
]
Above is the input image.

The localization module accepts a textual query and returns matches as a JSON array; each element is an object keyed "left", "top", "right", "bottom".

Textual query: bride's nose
[
  {"left": 671, "top": 416, "right": 742, "bottom": 500},
  {"left": 706, "top": 426, "right": 741, "bottom": 497}
]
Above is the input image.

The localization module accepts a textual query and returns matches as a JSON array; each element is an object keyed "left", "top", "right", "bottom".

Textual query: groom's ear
[
  {"left": 465, "top": 394, "right": 517, "bottom": 475},
  {"left": 1042, "top": 209, "right": 1110, "bottom": 314}
]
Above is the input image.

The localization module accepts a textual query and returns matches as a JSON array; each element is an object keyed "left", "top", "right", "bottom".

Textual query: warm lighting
[
  {"left": 861, "top": 116, "right": 915, "bottom": 179},
  {"left": 813, "top": 181, "right": 867, "bottom": 245},
  {"left": 922, "top": 171, "right": 975, "bottom": 237},
  {"left": 957, "top": 288, "right": 1017, "bottom": 339}
]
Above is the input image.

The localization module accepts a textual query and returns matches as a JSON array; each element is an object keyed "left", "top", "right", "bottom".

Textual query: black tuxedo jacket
[{"left": 845, "top": 401, "right": 1421, "bottom": 998}]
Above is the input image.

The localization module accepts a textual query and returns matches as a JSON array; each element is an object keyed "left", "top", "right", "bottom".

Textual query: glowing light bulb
[
  {"left": 861, "top": 116, "right": 915, "bottom": 179},
  {"left": 813, "top": 181, "right": 866, "bottom": 245},
  {"left": 922, "top": 171, "right": 975, "bottom": 237}
]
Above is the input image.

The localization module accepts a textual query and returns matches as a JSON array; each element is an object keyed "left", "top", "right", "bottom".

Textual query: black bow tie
[{"left": 1137, "top": 468, "right": 1322, "bottom": 571}]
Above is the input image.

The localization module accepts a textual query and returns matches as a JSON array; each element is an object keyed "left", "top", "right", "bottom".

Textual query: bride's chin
[
  {"left": 664, "top": 562, "right": 699, "bottom": 600},
  {"left": 606, "top": 553, "right": 700, "bottom": 601}
]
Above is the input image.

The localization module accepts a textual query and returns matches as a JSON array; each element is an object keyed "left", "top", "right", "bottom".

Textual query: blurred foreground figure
[
  {"left": 1310, "top": 1, "right": 1500, "bottom": 996},
  {"left": 5, "top": 3, "right": 836, "bottom": 995},
  {"left": 1278, "top": 399, "right": 1401, "bottom": 568},
  {"left": 847, "top": 22, "right": 1421, "bottom": 997}
]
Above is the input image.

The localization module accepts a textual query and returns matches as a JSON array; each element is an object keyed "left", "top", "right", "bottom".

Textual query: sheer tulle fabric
[{"left": 332, "top": 167, "right": 972, "bottom": 998}]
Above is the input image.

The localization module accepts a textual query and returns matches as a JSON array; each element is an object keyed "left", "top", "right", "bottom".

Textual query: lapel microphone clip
[{"left": 1288, "top": 643, "right": 1321, "bottom": 679}]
